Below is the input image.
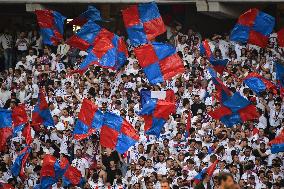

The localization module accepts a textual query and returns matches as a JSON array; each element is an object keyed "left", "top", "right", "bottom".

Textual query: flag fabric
[
  {"left": 200, "top": 40, "right": 228, "bottom": 74},
  {"left": 62, "top": 166, "right": 84, "bottom": 187},
  {"left": 140, "top": 89, "right": 175, "bottom": 107},
  {"left": 0, "top": 109, "right": 12, "bottom": 152},
  {"left": 0, "top": 183, "right": 14, "bottom": 189},
  {"left": 67, "top": 21, "right": 128, "bottom": 72},
  {"left": 230, "top": 8, "right": 275, "bottom": 48},
  {"left": 73, "top": 98, "right": 104, "bottom": 140},
  {"left": 11, "top": 146, "right": 31, "bottom": 179},
  {"left": 277, "top": 28, "right": 284, "bottom": 47},
  {"left": 68, "top": 6, "right": 102, "bottom": 26},
  {"left": 100, "top": 112, "right": 139, "bottom": 154},
  {"left": 208, "top": 68, "right": 232, "bottom": 102},
  {"left": 40, "top": 155, "right": 69, "bottom": 189},
  {"left": 122, "top": 2, "right": 166, "bottom": 46},
  {"left": 22, "top": 123, "right": 32, "bottom": 145},
  {"left": 32, "top": 90, "right": 54, "bottom": 128},
  {"left": 134, "top": 42, "right": 184, "bottom": 84},
  {"left": 185, "top": 110, "right": 191, "bottom": 137},
  {"left": 268, "top": 130, "right": 284, "bottom": 154},
  {"left": 12, "top": 104, "right": 28, "bottom": 135},
  {"left": 138, "top": 99, "right": 176, "bottom": 137},
  {"left": 35, "top": 10, "right": 66, "bottom": 46},
  {"left": 275, "top": 62, "right": 284, "bottom": 95},
  {"left": 243, "top": 72, "right": 277, "bottom": 95},
  {"left": 209, "top": 92, "right": 259, "bottom": 127},
  {"left": 194, "top": 160, "right": 219, "bottom": 184}
]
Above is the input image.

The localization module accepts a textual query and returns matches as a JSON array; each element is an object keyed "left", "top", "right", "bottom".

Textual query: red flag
[
  {"left": 207, "top": 159, "right": 219, "bottom": 177},
  {"left": 238, "top": 104, "right": 259, "bottom": 122},
  {"left": 22, "top": 124, "right": 32, "bottom": 145},
  {"left": 277, "top": 28, "right": 284, "bottom": 47},
  {"left": 0, "top": 183, "right": 15, "bottom": 189},
  {"left": 0, "top": 128, "right": 12, "bottom": 152},
  {"left": 12, "top": 104, "right": 28, "bottom": 127}
]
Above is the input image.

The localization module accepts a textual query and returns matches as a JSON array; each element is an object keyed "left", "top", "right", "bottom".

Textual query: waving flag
[
  {"left": 208, "top": 68, "right": 232, "bottom": 102},
  {"left": 35, "top": 10, "right": 66, "bottom": 46},
  {"left": 68, "top": 21, "right": 128, "bottom": 72},
  {"left": 200, "top": 40, "right": 212, "bottom": 58},
  {"left": 140, "top": 89, "right": 175, "bottom": 107},
  {"left": 268, "top": 130, "right": 284, "bottom": 154},
  {"left": 209, "top": 92, "right": 259, "bottom": 127},
  {"left": 69, "top": 6, "right": 102, "bottom": 26},
  {"left": 0, "top": 183, "right": 14, "bottom": 189},
  {"left": 134, "top": 42, "right": 184, "bottom": 84},
  {"left": 100, "top": 112, "right": 139, "bottom": 154},
  {"left": 40, "top": 155, "right": 69, "bottom": 189},
  {"left": 62, "top": 166, "right": 84, "bottom": 187},
  {"left": 243, "top": 72, "right": 277, "bottom": 95},
  {"left": 12, "top": 104, "right": 28, "bottom": 135},
  {"left": 122, "top": 2, "right": 166, "bottom": 46},
  {"left": 73, "top": 98, "right": 104, "bottom": 140},
  {"left": 230, "top": 8, "right": 275, "bottom": 48},
  {"left": 277, "top": 28, "right": 284, "bottom": 47},
  {"left": 32, "top": 90, "right": 54, "bottom": 129},
  {"left": 194, "top": 160, "right": 219, "bottom": 184},
  {"left": 275, "top": 62, "right": 284, "bottom": 95},
  {"left": 0, "top": 109, "right": 12, "bottom": 152},
  {"left": 11, "top": 146, "right": 31, "bottom": 179},
  {"left": 139, "top": 99, "right": 176, "bottom": 137}
]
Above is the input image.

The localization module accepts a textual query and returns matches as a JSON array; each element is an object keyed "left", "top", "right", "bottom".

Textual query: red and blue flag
[
  {"left": 67, "top": 21, "right": 128, "bottom": 72},
  {"left": 208, "top": 68, "right": 232, "bottom": 102},
  {"left": 268, "top": 130, "right": 284, "bottom": 154},
  {"left": 243, "top": 72, "right": 277, "bottom": 95},
  {"left": 68, "top": 6, "right": 102, "bottom": 26},
  {"left": 11, "top": 146, "right": 31, "bottom": 179},
  {"left": 122, "top": 2, "right": 166, "bottom": 46},
  {"left": 209, "top": 92, "right": 259, "bottom": 127},
  {"left": 62, "top": 166, "right": 84, "bottom": 187},
  {"left": 22, "top": 123, "right": 33, "bottom": 145},
  {"left": 35, "top": 10, "right": 66, "bottom": 46},
  {"left": 140, "top": 89, "right": 175, "bottom": 107},
  {"left": 32, "top": 90, "right": 54, "bottom": 128},
  {"left": 73, "top": 98, "right": 104, "bottom": 140},
  {"left": 275, "top": 62, "right": 284, "bottom": 96},
  {"left": 194, "top": 160, "right": 219, "bottom": 184},
  {"left": 100, "top": 112, "right": 139, "bottom": 154},
  {"left": 134, "top": 42, "right": 184, "bottom": 84},
  {"left": 12, "top": 104, "right": 28, "bottom": 135},
  {"left": 40, "top": 155, "right": 69, "bottom": 189},
  {"left": 0, "top": 109, "right": 12, "bottom": 152},
  {"left": 138, "top": 99, "right": 176, "bottom": 137},
  {"left": 230, "top": 8, "right": 275, "bottom": 48}
]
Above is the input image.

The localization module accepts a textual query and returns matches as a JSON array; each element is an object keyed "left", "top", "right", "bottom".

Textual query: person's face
[
  {"left": 222, "top": 176, "right": 235, "bottom": 189},
  {"left": 76, "top": 150, "right": 82, "bottom": 158},
  {"left": 161, "top": 182, "right": 170, "bottom": 189},
  {"left": 134, "top": 183, "right": 140, "bottom": 189},
  {"left": 146, "top": 159, "right": 152, "bottom": 167},
  {"left": 146, "top": 182, "right": 154, "bottom": 189}
]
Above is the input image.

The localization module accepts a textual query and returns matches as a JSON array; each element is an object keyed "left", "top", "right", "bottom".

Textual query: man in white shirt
[
  {"left": 71, "top": 149, "right": 89, "bottom": 178},
  {"left": 0, "top": 29, "right": 13, "bottom": 69}
]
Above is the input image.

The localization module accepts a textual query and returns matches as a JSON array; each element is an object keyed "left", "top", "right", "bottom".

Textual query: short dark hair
[{"left": 218, "top": 172, "right": 233, "bottom": 185}]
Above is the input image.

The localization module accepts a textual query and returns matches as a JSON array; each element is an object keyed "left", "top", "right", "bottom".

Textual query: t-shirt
[{"left": 16, "top": 38, "right": 29, "bottom": 51}]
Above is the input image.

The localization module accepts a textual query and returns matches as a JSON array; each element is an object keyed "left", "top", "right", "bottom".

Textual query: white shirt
[{"left": 71, "top": 158, "right": 90, "bottom": 177}]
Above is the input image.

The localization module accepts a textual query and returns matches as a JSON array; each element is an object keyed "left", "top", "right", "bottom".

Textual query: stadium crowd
[{"left": 0, "top": 15, "right": 283, "bottom": 189}]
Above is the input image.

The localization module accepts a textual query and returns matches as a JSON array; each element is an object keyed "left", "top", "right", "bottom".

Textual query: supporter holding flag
[
  {"left": 11, "top": 146, "right": 31, "bottom": 179},
  {"left": 68, "top": 6, "right": 102, "bottom": 26},
  {"left": 230, "top": 8, "right": 275, "bottom": 47},
  {"left": 32, "top": 90, "right": 54, "bottom": 130},
  {"left": 0, "top": 109, "right": 12, "bottom": 152},
  {"left": 134, "top": 42, "right": 184, "bottom": 84},
  {"left": 194, "top": 160, "right": 219, "bottom": 185},
  {"left": 73, "top": 98, "right": 104, "bottom": 140},
  {"left": 122, "top": 2, "right": 166, "bottom": 46},
  {"left": 200, "top": 40, "right": 228, "bottom": 74},
  {"left": 100, "top": 112, "right": 139, "bottom": 154},
  {"left": 35, "top": 10, "right": 66, "bottom": 46}
]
